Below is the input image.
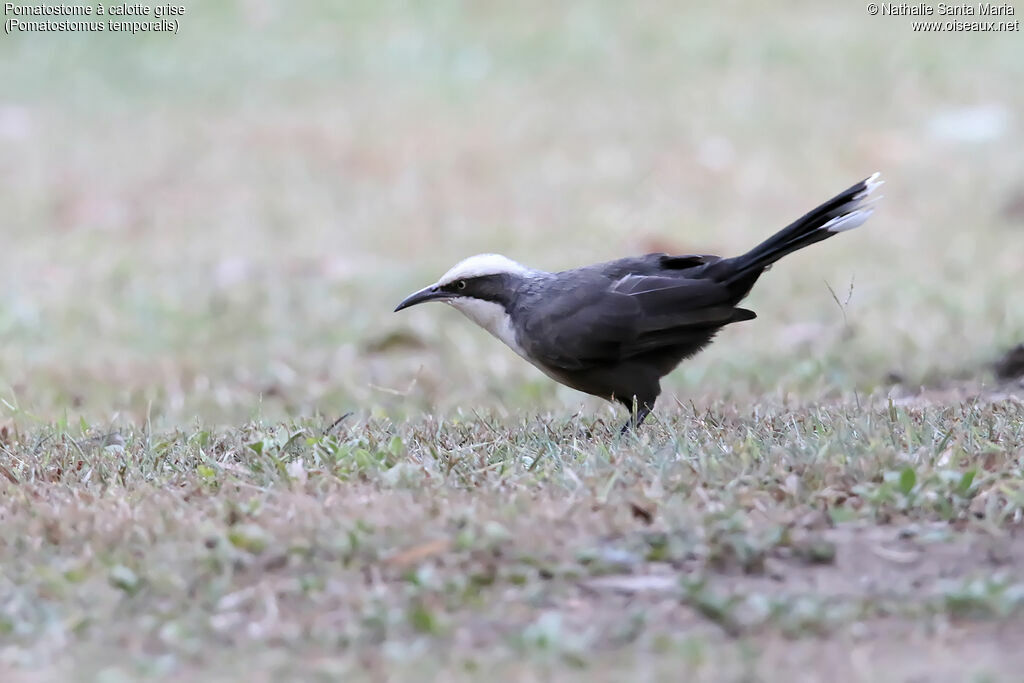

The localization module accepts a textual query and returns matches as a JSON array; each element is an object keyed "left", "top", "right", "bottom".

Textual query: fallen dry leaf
[{"left": 384, "top": 539, "right": 452, "bottom": 569}]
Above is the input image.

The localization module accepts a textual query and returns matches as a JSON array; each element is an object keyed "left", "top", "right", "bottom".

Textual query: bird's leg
[{"left": 618, "top": 401, "right": 652, "bottom": 435}]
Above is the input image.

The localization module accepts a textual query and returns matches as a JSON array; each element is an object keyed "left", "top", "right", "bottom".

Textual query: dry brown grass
[{"left": 2, "top": 398, "right": 1024, "bottom": 680}]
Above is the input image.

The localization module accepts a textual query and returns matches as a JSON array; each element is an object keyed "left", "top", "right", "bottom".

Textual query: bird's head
[{"left": 393, "top": 254, "right": 534, "bottom": 313}]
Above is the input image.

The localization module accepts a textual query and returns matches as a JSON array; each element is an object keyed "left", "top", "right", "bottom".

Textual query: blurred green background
[{"left": 1, "top": 0, "right": 1021, "bottom": 428}]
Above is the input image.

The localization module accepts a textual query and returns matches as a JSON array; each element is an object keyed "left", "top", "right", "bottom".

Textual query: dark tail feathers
[{"left": 717, "top": 173, "right": 882, "bottom": 288}]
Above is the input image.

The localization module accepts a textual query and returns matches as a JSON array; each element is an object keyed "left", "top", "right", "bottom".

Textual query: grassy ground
[{"left": 1, "top": 1, "right": 1023, "bottom": 680}]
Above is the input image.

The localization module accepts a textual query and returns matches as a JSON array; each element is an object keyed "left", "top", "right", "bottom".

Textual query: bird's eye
[{"left": 455, "top": 280, "right": 467, "bottom": 290}]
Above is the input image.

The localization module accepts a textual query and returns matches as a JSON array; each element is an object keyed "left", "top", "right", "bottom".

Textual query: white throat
[{"left": 446, "top": 298, "right": 527, "bottom": 358}]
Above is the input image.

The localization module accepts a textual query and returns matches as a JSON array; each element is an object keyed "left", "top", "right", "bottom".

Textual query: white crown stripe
[{"left": 437, "top": 254, "right": 534, "bottom": 286}]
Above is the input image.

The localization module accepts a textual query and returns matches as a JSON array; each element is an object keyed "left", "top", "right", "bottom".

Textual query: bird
[{"left": 395, "top": 173, "right": 882, "bottom": 433}]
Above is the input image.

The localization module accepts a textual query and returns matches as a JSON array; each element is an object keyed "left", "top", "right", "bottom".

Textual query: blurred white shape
[
  {"left": 696, "top": 135, "right": 735, "bottom": 171},
  {"left": 0, "top": 105, "right": 32, "bottom": 141},
  {"left": 927, "top": 104, "right": 1010, "bottom": 143},
  {"left": 214, "top": 257, "right": 250, "bottom": 288}
]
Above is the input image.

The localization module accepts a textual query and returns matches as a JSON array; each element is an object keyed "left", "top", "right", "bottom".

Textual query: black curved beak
[{"left": 394, "top": 285, "right": 450, "bottom": 312}]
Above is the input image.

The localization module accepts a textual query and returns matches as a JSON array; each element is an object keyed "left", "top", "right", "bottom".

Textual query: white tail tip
[
  {"left": 860, "top": 171, "right": 884, "bottom": 198},
  {"left": 826, "top": 173, "right": 883, "bottom": 233},
  {"left": 824, "top": 208, "right": 874, "bottom": 233}
]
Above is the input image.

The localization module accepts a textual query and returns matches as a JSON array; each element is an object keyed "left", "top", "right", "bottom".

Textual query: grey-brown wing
[
  {"left": 566, "top": 253, "right": 718, "bottom": 280},
  {"left": 613, "top": 275, "right": 754, "bottom": 355},
  {"left": 517, "top": 273, "right": 753, "bottom": 371}
]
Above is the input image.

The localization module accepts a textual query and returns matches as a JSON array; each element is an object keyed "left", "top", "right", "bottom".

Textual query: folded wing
[{"left": 518, "top": 269, "right": 754, "bottom": 371}]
